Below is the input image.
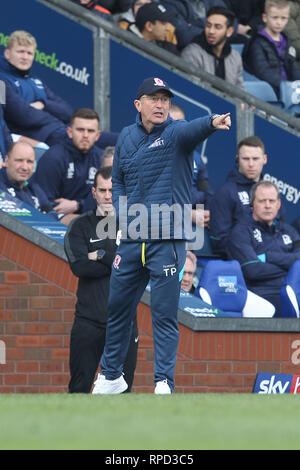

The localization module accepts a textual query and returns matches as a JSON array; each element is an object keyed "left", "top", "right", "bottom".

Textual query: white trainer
[
  {"left": 92, "top": 373, "right": 128, "bottom": 395},
  {"left": 154, "top": 379, "right": 172, "bottom": 395}
]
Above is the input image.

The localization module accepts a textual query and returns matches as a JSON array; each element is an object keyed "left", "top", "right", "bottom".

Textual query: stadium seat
[
  {"left": 195, "top": 259, "right": 275, "bottom": 318},
  {"left": 244, "top": 80, "right": 282, "bottom": 107},
  {"left": 279, "top": 81, "right": 300, "bottom": 116},
  {"left": 280, "top": 260, "right": 300, "bottom": 318},
  {"left": 231, "top": 43, "right": 244, "bottom": 55},
  {"left": 243, "top": 71, "right": 260, "bottom": 81}
]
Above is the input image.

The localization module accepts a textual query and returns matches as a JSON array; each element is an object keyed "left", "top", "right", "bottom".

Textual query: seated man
[
  {"left": 181, "top": 6, "right": 245, "bottom": 90},
  {"left": 181, "top": 250, "right": 198, "bottom": 294},
  {"left": 0, "top": 30, "right": 73, "bottom": 141},
  {"left": 0, "top": 30, "right": 117, "bottom": 149},
  {"left": 33, "top": 108, "right": 103, "bottom": 222},
  {"left": 227, "top": 181, "right": 300, "bottom": 316},
  {"left": 209, "top": 135, "right": 268, "bottom": 258},
  {"left": 135, "top": 2, "right": 180, "bottom": 55},
  {"left": 118, "top": 0, "right": 178, "bottom": 46},
  {"left": 159, "top": 0, "right": 230, "bottom": 50},
  {"left": 0, "top": 141, "right": 58, "bottom": 218}
]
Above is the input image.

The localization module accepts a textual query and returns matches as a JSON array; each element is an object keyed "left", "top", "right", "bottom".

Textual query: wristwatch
[
  {"left": 97, "top": 249, "right": 106, "bottom": 261},
  {"left": 210, "top": 114, "right": 220, "bottom": 128}
]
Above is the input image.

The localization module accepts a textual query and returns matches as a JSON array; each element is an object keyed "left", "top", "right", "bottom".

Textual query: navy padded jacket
[
  {"left": 112, "top": 112, "right": 215, "bottom": 241},
  {"left": 227, "top": 216, "right": 300, "bottom": 296}
]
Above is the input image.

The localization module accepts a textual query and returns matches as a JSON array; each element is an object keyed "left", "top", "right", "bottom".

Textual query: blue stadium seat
[
  {"left": 280, "top": 81, "right": 300, "bottom": 116},
  {"left": 244, "top": 80, "right": 281, "bottom": 106},
  {"left": 243, "top": 71, "right": 260, "bottom": 81},
  {"left": 280, "top": 260, "right": 300, "bottom": 318},
  {"left": 231, "top": 43, "right": 245, "bottom": 55},
  {"left": 195, "top": 260, "right": 275, "bottom": 318}
]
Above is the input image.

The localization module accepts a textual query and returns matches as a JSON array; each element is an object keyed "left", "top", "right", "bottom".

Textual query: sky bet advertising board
[{"left": 254, "top": 373, "right": 300, "bottom": 394}]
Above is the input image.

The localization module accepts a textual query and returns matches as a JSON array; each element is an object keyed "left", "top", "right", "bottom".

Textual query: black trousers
[{"left": 68, "top": 315, "right": 138, "bottom": 393}]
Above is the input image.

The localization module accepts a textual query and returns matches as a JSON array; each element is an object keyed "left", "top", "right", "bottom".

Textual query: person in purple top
[{"left": 242, "top": 0, "right": 300, "bottom": 97}]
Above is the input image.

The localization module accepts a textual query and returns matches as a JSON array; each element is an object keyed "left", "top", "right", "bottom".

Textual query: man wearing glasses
[{"left": 93, "top": 77, "right": 231, "bottom": 395}]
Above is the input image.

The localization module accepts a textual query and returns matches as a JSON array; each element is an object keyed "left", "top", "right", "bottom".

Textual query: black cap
[
  {"left": 135, "top": 3, "right": 174, "bottom": 32},
  {"left": 136, "top": 77, "right": 174, "bottom": 99}
]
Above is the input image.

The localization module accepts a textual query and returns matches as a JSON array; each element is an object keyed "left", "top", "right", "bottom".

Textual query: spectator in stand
[
  {"left": 242, "top": 0, "right": 300, "bottom": 98},
  {"left": 284, "top": 0, "right": 300, "bottom": 69},
  {"left": 0, "top": 141, "right": 60, "bottom": 219},
  {"left": 0, "top": 31, "right": 73, "bottom": 143},
  {"left": 159, "top": 0, "right": 232, "bottom": 50},
  {"left": 135, "top": 2, "right": 180, "bottom": 55},
  {"left": 209, "top": 136, "right": 268, "bottom": 258},
  {"left": 118, "top": 0, "right": 178, "bottom": 46},
  {"left": 33, "top": 108, "right": 103, "bottom": 224},
  {"left": 181, "top": 250, "right": 198, "bottom": 294},
  {"left": 101, "top": 145, "right": 115, "bottom": 167},
  {"left": 0, "top": 30, "right": 118, "bottom": 149},
  {"left": 224, "top": 0, "right": 265, "bottom": 42},
  {"left": 227, "top": 180, "right": 300, "bottom": 316},
  {"left": 70, "top": 0, "right": 131, "bottom": 19},
  {"left": 181, "top": 6, "right": 245, "bottom": 90}
]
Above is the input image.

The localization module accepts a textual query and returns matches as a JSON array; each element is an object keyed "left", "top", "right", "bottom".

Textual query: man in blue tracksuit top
[
  {"left": 0, "top": 30, "right": 118, "bottom": 149},
  {"left": 209, "top": 136, "right": 268, "bottom": 258},
  {"left": 227, "top": 181, "right": 300, "bottom": 316},
  {"left": 0, "top": 141, "right": 59, "bottom": 219},
  {"left": 93, "top": 77, "right": 231, "bottom": 395},
  {"left": 33, "top": 108, "right": 104, "bottom": 222}
]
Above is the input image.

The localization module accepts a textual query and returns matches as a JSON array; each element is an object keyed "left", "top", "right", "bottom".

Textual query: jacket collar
[
  {"left": 194, "top": 32, "right": 232, "bottom": 58},
  {"left": 136, "top": 113, "right": 171, "bottom": 134},
  {"left": 0, "top": 55, "right": 31, "bottom": 78}
]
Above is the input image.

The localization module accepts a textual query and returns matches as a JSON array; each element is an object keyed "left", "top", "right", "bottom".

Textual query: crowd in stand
[{"left": 1, "top": 0, "right": 300, "bottom": 319}]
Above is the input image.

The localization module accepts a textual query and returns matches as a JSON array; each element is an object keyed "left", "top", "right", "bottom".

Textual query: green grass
[{"left": 0, "top": 393, "right": 299, "bottom": 450}]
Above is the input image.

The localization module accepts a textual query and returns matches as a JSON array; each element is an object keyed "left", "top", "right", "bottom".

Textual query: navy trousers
[{"left": 101, "top": 240, "right": 186, "bottom": 392}]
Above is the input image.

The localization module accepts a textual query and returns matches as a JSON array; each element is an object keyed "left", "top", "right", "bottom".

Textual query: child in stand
[{"left": 242, "top": 0, "right": 300, "bottom": 97}]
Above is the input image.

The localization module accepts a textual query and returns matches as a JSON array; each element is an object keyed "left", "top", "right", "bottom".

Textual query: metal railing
[{"left": 40, "top": 0, "right": 300, "bottom": 139}]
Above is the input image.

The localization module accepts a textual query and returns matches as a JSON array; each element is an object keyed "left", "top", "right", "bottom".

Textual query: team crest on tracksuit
[{"left": 113, "top": 254, "right": 121, "bottom": 269}]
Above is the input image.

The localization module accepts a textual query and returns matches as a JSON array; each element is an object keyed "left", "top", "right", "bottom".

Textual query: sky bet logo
[{"left": 254, "top": 373, "right": 300, "bottom": 394}]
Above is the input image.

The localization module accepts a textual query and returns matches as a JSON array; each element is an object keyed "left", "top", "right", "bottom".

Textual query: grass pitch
[{"left": 0, "top": 393, "right": 299, "bottom": 450}]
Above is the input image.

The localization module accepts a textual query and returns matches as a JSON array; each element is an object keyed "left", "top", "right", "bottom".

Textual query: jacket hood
[{"left": 194, "top": 31, "right": 232, "bottom": 58}]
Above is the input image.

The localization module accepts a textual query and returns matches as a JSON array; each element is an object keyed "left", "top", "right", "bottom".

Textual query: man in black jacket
[
  {"left": 64, "top": 166, "right": 138, "bottom": 393},
  {"left": 242, "top": 0, "right": 300, "bottom": 97},
  {"left": 135, "top": 2, "right": 180, "bottom": 55}
]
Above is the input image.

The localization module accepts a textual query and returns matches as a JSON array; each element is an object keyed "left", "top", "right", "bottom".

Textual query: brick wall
[
  {"left": 134, "top": 303, "right": 300, "bottom": 393},
  {"left": 1, "top": 225, "right": 300, "bottom": 393}
]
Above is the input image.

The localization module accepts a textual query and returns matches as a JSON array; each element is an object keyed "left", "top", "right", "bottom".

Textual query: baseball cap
[
  {"left": 135, "top": 3, "right": 174, "bottom": 32},
  {"left": 136, "top": 77, "right": 174, "bottom": 99}
]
